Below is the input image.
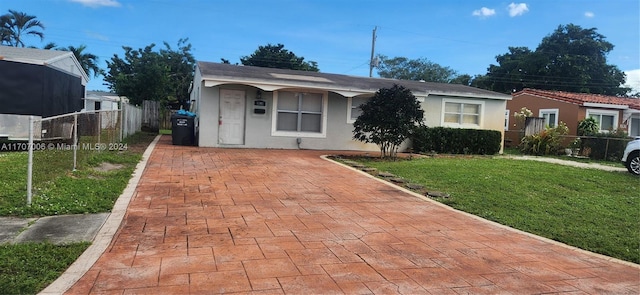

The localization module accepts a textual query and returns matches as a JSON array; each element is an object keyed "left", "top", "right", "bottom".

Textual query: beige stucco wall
[
  {"left": 195, "top": 83, "right": 507, "bottom": 153},
  {"left": 196, "top": 85, "right": 380, "bottom": 151},
  {"left": 421, "top": 95, "right": 507, "bottom": 152}
]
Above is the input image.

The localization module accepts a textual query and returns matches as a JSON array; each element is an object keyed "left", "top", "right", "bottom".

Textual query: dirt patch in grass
[{"left": 93, "top": 162, "right": 124, "bottom": 173}]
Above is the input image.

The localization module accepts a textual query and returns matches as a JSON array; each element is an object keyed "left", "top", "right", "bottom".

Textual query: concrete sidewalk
[
  {"left": 42, "top": 136, "right": 639, "bottom": 294},
  {"left": 501, "top": 155, "right": 628, "bottom": 172},
  {"left": 0, "top": 213, "right": 108, "bottom": 245}
]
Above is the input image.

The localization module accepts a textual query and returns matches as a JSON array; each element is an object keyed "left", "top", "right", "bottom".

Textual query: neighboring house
[
  {"left": 84, "top": 91, "right": 123, "bottom": 112},
  {"left": 0, "top": 45, "right": 88, "bottom": 117},
  {"left": 84, "top": 91, "right": 129, "bottom": 129},
  {"left": 505, "top": 88, "right": 640, "bottom": 145},
  {"left": 190, "top": 62, "right": 511, "bottom": 152},
  {"left": 0, "top": 46, "right": 88, "bottom": 139}
]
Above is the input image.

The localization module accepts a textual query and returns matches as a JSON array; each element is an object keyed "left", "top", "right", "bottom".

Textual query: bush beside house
[{"left": 411, "top": 126, "right": 501, "bottom": 155}]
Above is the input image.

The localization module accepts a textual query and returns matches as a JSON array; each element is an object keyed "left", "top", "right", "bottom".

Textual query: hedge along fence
[{"left": 411, "top": 126, "right": 502, "bottom": 155}]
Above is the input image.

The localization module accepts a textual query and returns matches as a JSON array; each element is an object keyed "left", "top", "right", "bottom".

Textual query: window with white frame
[
  {"left": 273, "top": 91, "right": 327, "bottom": 137},
  {"left": 443, "top": 100, "right": 482, "bottom": 126},
  {"left": 539, "top": 108, "right": 559, "bottom": 128},
  {"left": 586, "top": 109, "right": 618, "bottom": 132},
  {"left": 347, "top": 96, "right": 369, "bottom": 123}
]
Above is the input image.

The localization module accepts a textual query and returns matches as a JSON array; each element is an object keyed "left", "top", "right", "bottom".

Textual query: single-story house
[
  {"left": 0, "top": 46, "right": 88, "bottom": 139},
  {"left": 505, "top": 88, "right": 640, "bottom": 144},
  {"left": 0, "top": 45, "right": 88, "bottom": 117},
  {"left": 190, "top": 62, "right": 511, "bottom": 152},
  {"left": 84, "top": 91, "right": 130, "bottom": 130},
  {"left": 84, "top": 91, "right": 124, "bottom": 112}
]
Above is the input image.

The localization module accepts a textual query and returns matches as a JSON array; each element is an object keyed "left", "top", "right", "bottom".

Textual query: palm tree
[
  {"left": 1, "top": 10, "right": 45, "bottom": 47},
  {"left": 42, "top": 42, "right": 57, "bottom": 50},
  {"left": 59, "top": 45, "right": 103, "bottom": 78},
  {"left": 0, "top": 13, "right": 11, "bottom": 45}
]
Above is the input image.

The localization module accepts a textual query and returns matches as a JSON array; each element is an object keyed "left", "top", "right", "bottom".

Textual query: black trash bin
[{"left": 171, "top": 114, "right": 195, "bottom": 146}]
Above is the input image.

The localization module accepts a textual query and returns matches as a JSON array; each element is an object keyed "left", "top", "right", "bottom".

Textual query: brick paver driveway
[{"left": 68, "top": 136, "right": 639, "bottom": 294}]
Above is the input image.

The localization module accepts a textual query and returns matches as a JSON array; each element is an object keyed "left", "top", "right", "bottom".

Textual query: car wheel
[{"left": 626, "top": 151, "right": 640, "bottom": 176}]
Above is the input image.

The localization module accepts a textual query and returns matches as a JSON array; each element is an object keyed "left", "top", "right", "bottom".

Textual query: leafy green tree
[
  {"left": 376, "top": 55, "right": 465, "bottom": 83},
  {"left": 160, "top": 39, "right": 196, "bottom": 107},
  {"left": 353, "top": 84, "right": 424, "bottom": 158},
  {"left": 105, "top": 39, "right": 195, "bottom": 107},
  {"left": 450, "top": 74, "right": 473, "bottom": 86},
  {"left": 536, "top": 24, "right": 627, "bottom": 95},
  {"left": 240, "top": 43, "right": 319, "bottom": 71},
  {"left": 475, "top": 24, "right": 629, "bottom": 96},
  {"left": 472, "top": 47, "right": 537, "bottom": 92},
  {"left": 0, "top": 10, "right": 44, "bottom": 47}
]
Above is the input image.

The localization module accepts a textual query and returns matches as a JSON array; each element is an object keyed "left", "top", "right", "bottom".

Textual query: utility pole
[{"left": 369, "top": 26, "right": 377, "bottom": 77}]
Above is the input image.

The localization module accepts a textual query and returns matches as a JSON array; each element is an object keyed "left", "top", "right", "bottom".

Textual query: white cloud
[
  {"left": 472, "top": 7, "right": 496, "bottom": 18},
  {"left": 508, "top": 2, "right": 529, "bottom": 17},
  {"left": 584, "top": 11, "right": 595, "bottom": 18},
  {"left": 623, "top": 69, "right": 640, "bottom": 93},
  {"left": 85, "top": 31, "right": 109, "bottom": 41},
  {"left": 69, "top": 0, "right": 121, "bottom": 8}
]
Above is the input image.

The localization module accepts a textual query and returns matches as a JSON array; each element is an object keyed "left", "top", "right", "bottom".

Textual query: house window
[
  {"left": 630, "top": 117, "right": 640, "bottom": 137},
  {"left": 443, "top": 100, "right": 482, "bottom": 126},
  {"left": 504, "top": 109, "right": 510, "bottom": 131},
  {"left": 272, "top": 90, "right": 327, "bottom": 137},
  {"left": 347, "top": 96, "right": 369, "bottom": 123},
  {"left": 94, "top": 101, "right": 101, "bottom": 111},
  {"left": 586, "top": 109, "right": 618, "bottom": 132},
  {"left": 539, "top": 109, "right": 558, "bottom": 128}
]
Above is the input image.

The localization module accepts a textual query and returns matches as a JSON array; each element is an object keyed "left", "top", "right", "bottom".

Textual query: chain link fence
[
  {"left": 20, "top": 106, "right": 142, "bottom": 205},
  {"left": 564, "top": 135, "right": 632, "bottom": 162}
]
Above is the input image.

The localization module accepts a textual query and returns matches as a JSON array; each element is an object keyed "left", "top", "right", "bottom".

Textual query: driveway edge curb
[
  {"left": 321, "top": 155, "right": 640, "bottom": 269},
  {"left": 39, "top": 134, "right": 162, "bottom": 295}
]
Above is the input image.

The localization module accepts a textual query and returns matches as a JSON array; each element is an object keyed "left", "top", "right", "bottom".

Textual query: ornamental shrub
[
  {"left": 353, "top": 84, "right": 424, "bottom": 159},
  {"left": 411, "top": 126, "right": 501, "bottom": 155},
  {"left": 520, "top": 122, "right": 569, "bottom": 155},
  {"left": 577, "top": 117, "right": 599, "bottom": 136}
]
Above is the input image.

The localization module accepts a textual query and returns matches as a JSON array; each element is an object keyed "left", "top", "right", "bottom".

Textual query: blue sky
[{"left": 4, "top": 0, "right": 639, "bottom": 92}]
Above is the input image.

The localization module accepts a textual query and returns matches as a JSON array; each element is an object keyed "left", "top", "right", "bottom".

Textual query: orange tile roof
[{"left": 514, "top": 88, "right": 640, "bottom": 110}]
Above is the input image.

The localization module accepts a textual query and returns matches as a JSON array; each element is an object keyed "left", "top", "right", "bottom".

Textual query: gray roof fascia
[
  {"left": 202, "top": 76, "right": 384, "bottom": 98},
  {"left": 428, "top": 90, "right": 512, "bottom": 101},
  {"left": 197, "top": 62, "right": 510, "bottom": 101}
]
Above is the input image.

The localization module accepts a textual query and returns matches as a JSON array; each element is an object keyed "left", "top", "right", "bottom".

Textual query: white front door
[{"left": 219, "top": 89, "right": 245, "bottom": 145}]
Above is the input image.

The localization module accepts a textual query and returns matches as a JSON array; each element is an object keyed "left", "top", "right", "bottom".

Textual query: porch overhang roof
[{"left": 203, "top": 79, "right": 376, "bottom": 98}]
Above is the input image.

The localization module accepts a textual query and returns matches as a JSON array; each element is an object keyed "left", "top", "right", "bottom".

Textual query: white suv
[{"left": 622, "top": 137, "right": 640, "bottom": 175}]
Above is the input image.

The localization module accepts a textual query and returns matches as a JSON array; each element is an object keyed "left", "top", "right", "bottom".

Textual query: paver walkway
[{"left": 66, "top": 136, "right": 639, "bottom": 294}]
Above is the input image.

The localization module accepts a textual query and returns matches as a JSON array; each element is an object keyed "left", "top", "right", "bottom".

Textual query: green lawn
[
  {"left": 0, "top": 132, "right": 156, "bottom": 294},
  {"left": 0, "top": 242, "right": 90, "bottom": 295},
  {"left": 0, "top": 132, "right": 156, "bottom": 217},
  {"left": 356, "top": 156, "right": 639, "bottom": 264}
]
